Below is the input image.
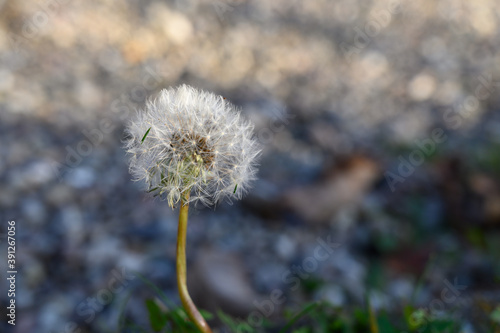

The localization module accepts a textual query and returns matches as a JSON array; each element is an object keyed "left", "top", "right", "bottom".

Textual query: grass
[{"left": 112, "top": 273, "right": 499, "bottom": 333}]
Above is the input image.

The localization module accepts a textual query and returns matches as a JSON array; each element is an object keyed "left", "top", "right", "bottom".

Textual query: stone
[
  {"left": 189, "top": 248, "right": 258, "bottom": 316},
  {"left": 315, "top": 284, "right": 345, "bottom": 307},
  {"left": 284, "top": 156, "right": 379, "bottom": 224}
]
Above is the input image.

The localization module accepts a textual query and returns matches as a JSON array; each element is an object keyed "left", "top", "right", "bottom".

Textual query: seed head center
[{"left": 170, "top": 131, "right": 215, "bottom": 170}]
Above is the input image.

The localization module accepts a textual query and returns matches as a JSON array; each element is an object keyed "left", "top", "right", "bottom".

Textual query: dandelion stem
[{"left": 176, "top": 191, "right": 213, "bottom": 333}]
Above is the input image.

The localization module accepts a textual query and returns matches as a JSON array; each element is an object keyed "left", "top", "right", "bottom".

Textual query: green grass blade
[
  {"left": 117, "top": 289, "right": 135, "bottom": 333},
  {"left": 141, "top": 127, "right": 152, "bottom": 144},
  {"left": 133, "top": 272, "right": 201, "bottom": 330},
  {"left": 279, "top": 302, "right": 320, "bottom": 333},
  {"left": 133, "top": 272, "right": 176, "bottom": 308},
  {"left": 367, "top": 297, "right": 379, "bottom": 333},
  {"left": 217, "top": 310, "right": 240, "bottom": 331},
  {"left": 146, "top": 299, "right": 168, "bottom": 332}
]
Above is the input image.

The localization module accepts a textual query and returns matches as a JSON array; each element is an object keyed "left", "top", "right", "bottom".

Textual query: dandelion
[
  {"left": 124, "top": 85, "right": 260, "bottom": 333},
  {"left": 124, "top": 84, "right": 260, "bottom": 208}
]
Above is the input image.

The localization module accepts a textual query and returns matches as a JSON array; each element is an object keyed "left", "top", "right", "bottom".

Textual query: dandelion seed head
[{"left": 124, "top": 85, "right": 261, "bottom": 208}]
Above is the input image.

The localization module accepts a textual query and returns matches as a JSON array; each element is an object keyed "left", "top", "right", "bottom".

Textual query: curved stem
[{"left": 176, "top": 192, "right": 213, "bottom": 333}]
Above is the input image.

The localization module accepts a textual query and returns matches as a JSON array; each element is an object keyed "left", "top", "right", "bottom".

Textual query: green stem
[{"left": 176, "top": 191, "right": 213, "bottom": 333}]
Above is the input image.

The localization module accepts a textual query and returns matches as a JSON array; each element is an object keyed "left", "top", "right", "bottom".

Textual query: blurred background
[{"left": 1, "top": 0, "right": 500, "bottom": 332}]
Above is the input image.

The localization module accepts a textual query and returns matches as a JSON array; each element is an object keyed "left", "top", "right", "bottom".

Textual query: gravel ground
[{"left": 1, "top": 0, "right": 500, "bottom": 332}]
